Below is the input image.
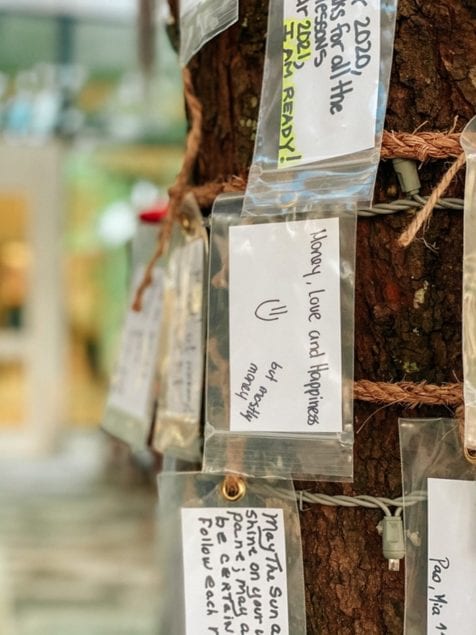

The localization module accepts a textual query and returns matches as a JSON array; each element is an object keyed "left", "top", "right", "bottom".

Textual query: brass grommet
[
  {"left": 464, "top": 444, "right": 476, "bottom": 465},
  {"left": 221, "top": 475, "right": 246, "bottom": 502},
  {"left": 180, "top": 212, "right": 194, "bottom": 234}
]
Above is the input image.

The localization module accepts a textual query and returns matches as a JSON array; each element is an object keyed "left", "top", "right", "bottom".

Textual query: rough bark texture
[{"left": 169, "top": 0, "right": 476, "bottom": 632}]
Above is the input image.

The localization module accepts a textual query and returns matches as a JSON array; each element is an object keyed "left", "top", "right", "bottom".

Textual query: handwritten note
[
  {"left": 279, "top": 0, "right": 380, "bottom": 166},
  {"left": 107, "top": 266, "right": 164, "bottom": 422},
  {"left": 229, "top": 218, "right": 342, "bottom": 434},
  {"left": 165, "top": 240, "right": 205, "bottom": 420},
  {"left": 181, "top": 507, "right": 289, "bottom": 635},
  {"left": 427, "top": 478, "right": 476, "bottom": 633}
]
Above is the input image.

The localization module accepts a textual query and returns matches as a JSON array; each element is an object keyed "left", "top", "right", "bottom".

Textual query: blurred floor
[{"left": 0, "top": 433, "right": 160, "bottom": 635}]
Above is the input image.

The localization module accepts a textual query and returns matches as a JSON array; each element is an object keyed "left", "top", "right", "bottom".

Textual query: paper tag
[
  {"left": 107, "top": 266, "right": 164, "bottom": 422},
  {"left": 279, "top": 0, "right": 380, "bottom": 166},
  {"left": 427, "top": 478, "right": 476, "bottom": 633},
  {"left": 181, "top": 507, "right": 289, "bottom": 634},
  {"left": 165, "top": 240, "right": 204, "bottom": 420},
  {"left": 229, "top": 218, "right": 342, "bottom": 434}
]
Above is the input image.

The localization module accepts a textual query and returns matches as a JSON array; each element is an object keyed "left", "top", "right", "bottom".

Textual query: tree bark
[{"left": 169, "top": 0, "right": 476, "bottom": 632}]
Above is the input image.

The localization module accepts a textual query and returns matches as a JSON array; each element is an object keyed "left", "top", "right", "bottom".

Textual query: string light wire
[{"left": 260, "top": 485, "right": 427, "bottom": 571}]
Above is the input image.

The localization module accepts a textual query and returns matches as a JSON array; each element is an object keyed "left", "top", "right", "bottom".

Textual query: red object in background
[{"left": 139, "top": 203, "right": 168, "bottom": 224}]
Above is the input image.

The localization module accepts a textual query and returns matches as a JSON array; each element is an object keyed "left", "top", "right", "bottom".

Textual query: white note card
[
  {"left": 166, "top": 240, "right": 204, "bottom": 420},
  {"left": 427, "top": 478, "right": 476, "bottom": 633},
  {"left": 181, "top": 507, "right": 289, "bottom": 635},
  {"left": 279, "top": 0, "right": 380, "bottom": 166},
  {"left": 229, "top": 218, "right": 342, "bottom": 434},
  {"left": 107, "top": 266, "right": 164, "bottom": 422}
]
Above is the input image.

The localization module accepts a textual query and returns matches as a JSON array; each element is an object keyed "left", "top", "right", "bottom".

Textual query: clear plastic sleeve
[
  {"left": 203, "top": 193, "right": 355, "bottom": 480},
  {"left": 179, "top": 0, "right": 239, "bottom": 66},
  {"left": 157, "top": 471, "right": 306, "bottom": 634},
  {"left": 153, "top": 195, "right": 208, "bottom": 462},
  {"left": 461, "top": 116, "right": 476, "bottom": 453},
  {"left": 102, "top": 225, "right": 165, "bottom": 450},
  {"left": 243, "top": 0, "right": 398, "bottom": 215},
  {"left": 399, "top": 418, "right": 476, "bottom": 635}
]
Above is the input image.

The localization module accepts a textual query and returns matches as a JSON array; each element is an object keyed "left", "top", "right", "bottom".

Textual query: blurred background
[{"left": 0, "top": 1, "right": 185, "bottom": 632}]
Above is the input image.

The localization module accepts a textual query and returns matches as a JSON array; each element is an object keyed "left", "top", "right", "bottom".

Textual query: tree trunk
[{"left": 169, "top": 0, "right": 476, "bottom": 632}]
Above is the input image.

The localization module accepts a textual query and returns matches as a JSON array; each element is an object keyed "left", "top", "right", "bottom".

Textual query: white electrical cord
[
  {"left": 260, "top": 484, "right": 427, "bottom": 571},
  {"left": 295, "top": 489, "right": 427, "bottom": 516}
]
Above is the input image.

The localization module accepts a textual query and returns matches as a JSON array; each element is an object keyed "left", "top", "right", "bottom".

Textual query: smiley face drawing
[{"left": 254, "top": 299, "right": 289, "bottom": 322}]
